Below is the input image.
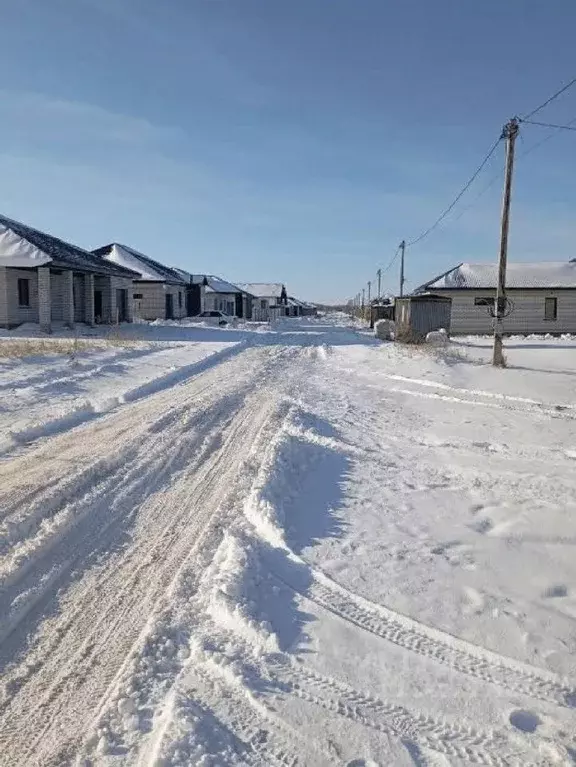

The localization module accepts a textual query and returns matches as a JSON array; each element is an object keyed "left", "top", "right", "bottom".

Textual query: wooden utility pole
[
  {"left": 361, "top": 288, "right": 365, "bottom": 321},
  {"left": 493, "top": 118, "right": 519, "bottom": 367},
  {"left": 399, "top": 240, "right": 406, "bottom": 297},
  {"left": 376, "top": 268, "right": 382, "bottom": 301},
  {"left": 367, "top": 280, "right": 372, "bottom": 326}
]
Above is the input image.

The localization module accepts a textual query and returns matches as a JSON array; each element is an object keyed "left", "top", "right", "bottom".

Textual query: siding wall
[
  {"left": 132, "top": 282, "right": 186, "bottom": 321},
  {"left": 431, "top": 289, "right": 576, "bottom": 334}
]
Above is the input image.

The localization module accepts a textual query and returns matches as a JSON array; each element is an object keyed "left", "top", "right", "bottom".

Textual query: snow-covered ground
[{"left": 0, "top": 318, "right": 575, "bottom": 766}]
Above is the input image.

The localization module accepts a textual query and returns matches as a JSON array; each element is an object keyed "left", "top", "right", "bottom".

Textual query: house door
[
  {"left": 235, "top": 293, "right": 243, "bottom": 318},
  {"left": 165, "top": 293, "right": 174, "bottom": 320},
  {"left": 116, "top": 289, "right": 128, "bottom": 322},
  {"left": 94, "top": 290, "right": 103, "bottom": 322}
]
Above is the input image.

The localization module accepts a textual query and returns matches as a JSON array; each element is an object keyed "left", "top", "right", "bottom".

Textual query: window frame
[
  {"left": 474, "top": 296, "right": 494, "bottom": 307},
  {"left": 544, "top": 296, "right": 558, "bottom": 321},
  {"left": 17, "top": 278, "right": 30, "bottom": 307}
]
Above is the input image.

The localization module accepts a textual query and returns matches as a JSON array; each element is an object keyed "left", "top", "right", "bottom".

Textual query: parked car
[{"left": 194, "top": 310, "right": 236, "bottom": 326}]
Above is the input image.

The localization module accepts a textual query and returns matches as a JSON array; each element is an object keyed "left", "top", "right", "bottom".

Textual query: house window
[
  {"left": 178, "top": 292, "right": 182, "bottom": 308},
  {"left": 474, "top": 296, "right": 494, "bottom": 307},
  {"left": 18, "top": 278, "right": 30, "bottom": 307},
  {"left": 260, "top": 299, "right": 267, "bottom": 309},
  {"left": 544, "top": 297, "right": 557, "bottom": 321},
  {"left": 133, "top": 293, "right": 143, "bottom": 299}
]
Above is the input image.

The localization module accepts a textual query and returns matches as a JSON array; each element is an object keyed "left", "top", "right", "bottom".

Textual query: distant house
[
  {"left": 93, "top": 243, "right": 187, "bottom": 321},
  {"left": 237, "top": 283, "right": 288, "bottom": 321},
  {"left": 287, "top": 296, "right": 318, "bottom": 317},
  {"left": 188, "top": 275, "right": 253, "bottom": 319},
  {"left": 415, "top": 261, "right": 576, "bottom": 335},
  {"left": 0, "top": 214, "right": 137, "bottom": 330}
]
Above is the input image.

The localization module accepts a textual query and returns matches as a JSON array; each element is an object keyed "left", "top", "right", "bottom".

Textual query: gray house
[
  {"left": 191, "top": 275, "right": 253, "bottom": 319},
  {"left": 93, "top": 243, "right": 187, "bottom": 321},
  {"left": 0, "top": 214, "right": 137, "bottom": 331},
  {"left": 415, "top": 262, "right": 576, "bottom": 335}
]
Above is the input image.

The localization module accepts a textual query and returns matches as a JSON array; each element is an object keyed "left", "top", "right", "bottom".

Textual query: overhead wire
[
  {"left": 521, "top": 76, "right": 576, "bottom": 121},
  {"left": 453, "top": 113, "right": 576, "bottom": 224},
  {"left": 405, "top": 136, "right": 502, "bottom": 247},
  {"left": 519, "top": 118, "right": 576, "bottom": 132}
]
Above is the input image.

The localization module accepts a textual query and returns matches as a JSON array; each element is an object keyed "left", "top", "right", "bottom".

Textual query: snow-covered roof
[
  {"left": 0, "top": 214, "right": 137, "bottom": 277},
  {"left": 237, "top": 282, "right": 286, "bottom": 298},
  {"left": 92, "top": 243, "right": 186, "bottom": 284},
  {"left": 287, "top": 296, "right": 315, "bottom": 308},
  {"left": 238, "top": 282, "right": 285, "bottom": 298},
  {"left": 417, "top": 262, "right": 576, "bottom": 291},
  {"left": 189, "top": 274, "right": 248, "bottom": 294}
]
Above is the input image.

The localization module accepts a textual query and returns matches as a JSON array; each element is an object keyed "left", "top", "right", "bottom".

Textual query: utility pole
[
  {"left": 376, "top": 268, "right": 381, "bottom": 301},
  {"left": 361, "top": 288, "right": 365, "bottom": 321},
  {"left": 493, "top": 117, "right": 519, "bottom": 367},
  {"left": 399, "top": 240, "right": 406, "bottom": 297},
  {"left": 367, "top": 280, "right": 372, "bottom": 326}
]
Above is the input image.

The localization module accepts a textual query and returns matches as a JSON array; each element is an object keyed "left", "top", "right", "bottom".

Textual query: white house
[
  {"left": 237, "top": 283, "right": 288, "bottom": 321},
  {"left": 93, "top": 243, "right": 187, "bottom": 321},
  {"left": 415, "top": 261, "right": 576, "bottom": 335},
  {"left": 0, "top": 214, "right": 137, "bottom": 331}
]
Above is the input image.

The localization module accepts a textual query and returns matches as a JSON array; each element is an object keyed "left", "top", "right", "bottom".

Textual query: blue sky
[{"left": 1, "top": 0, "right": 575, "bottom": 302}]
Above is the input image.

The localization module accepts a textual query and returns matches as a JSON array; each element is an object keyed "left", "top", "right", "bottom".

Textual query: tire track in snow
[
  {"left": 0, "top": 347, "right": 295, "bottom": 767},
  {"left": 274, "top": 563, "right": 576, "bottom": 709},
  {"left": 285, "top": 665, "right": 531, "bottom": 767}
]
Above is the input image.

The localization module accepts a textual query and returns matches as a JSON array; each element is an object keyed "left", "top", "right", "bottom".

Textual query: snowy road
[{"left": 0, "top": 320, "right": 575, "bottom": 766}]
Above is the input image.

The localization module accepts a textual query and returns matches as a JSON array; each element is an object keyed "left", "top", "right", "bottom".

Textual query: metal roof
[
  {"left": 92, "top": 243, "right": 186, "bottom": 283},
  {"left": 0, "top": 214, "right": 138, "bottom": 277},
  {"left": 417, "top": 262, "right": 576, "bottom": 291}
]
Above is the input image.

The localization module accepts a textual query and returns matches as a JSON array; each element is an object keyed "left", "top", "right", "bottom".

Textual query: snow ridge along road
[{"left": 0, "top": 345, "right": 297, "bottom": 766}]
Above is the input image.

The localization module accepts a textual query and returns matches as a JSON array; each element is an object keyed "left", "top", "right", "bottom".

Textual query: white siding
[{"left": 431, "top": 289, "right": 576, "bottom": 334}]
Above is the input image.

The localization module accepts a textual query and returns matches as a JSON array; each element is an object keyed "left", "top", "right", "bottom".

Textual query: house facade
[
  {"left": 190, "top": 275, "right": 253, "bottom": 319},
  {"left": 93, "top": 243, "right": 187, "bottom": 321},
  {"left": 237, "top": 283, "right": 288, "bottom": 321},
  {"left": 0, "top": 215, "right": 137, "bottom": 330},
  {"left": 415, "top": 262, "right": 576, "bottom": 335}
]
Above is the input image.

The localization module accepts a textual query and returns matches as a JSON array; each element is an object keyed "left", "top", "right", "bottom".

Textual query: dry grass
[
  {"left": 0, "top": 331, "right": 139, "bottom": 360},
  {"left": 0, "top": 339, "right": 97, "bottom": 359}
]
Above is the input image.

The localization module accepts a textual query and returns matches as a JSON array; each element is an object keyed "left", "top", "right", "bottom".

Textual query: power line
[
  {"left": 405, "top": 136, "right": 502, "bottom": 247},
  {"left": 521, "top": 76, "right": 576, "bottom": 121},
  {"left": 520, "top": 118, "right": 576, "bottom": 132},
  {"left": 452, "top": 113, "right": 576, "bottom": 224},
  {"left": 380, "top": 245, "right": 401, "bottom": 275}
]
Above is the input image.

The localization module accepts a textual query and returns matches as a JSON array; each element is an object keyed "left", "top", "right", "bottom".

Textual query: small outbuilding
[{"left": 395, "top": 293, "right": 452, "bottom": 342}]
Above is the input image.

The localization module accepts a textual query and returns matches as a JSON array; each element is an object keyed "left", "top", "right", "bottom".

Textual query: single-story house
[
  {"left": 171, "top": 268, "right": 205, "bottom": 317},
  {"left": 287, "top": 296, "right": 318, "bottom": 317},
  {"left": 0, "top": 214, "right": 138, "bottom": 330},
  {"left": 237, "top": 283, "right": 288, "bottom": 321},
  {"left": 92, "top": 243, "right": 187, "bottom": 321},
  {"left": 415, "top": 261, "right": 576, "bottom": 335},
  {"left": 189, "top": 275, "right": 253, "bottom": 319}
]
